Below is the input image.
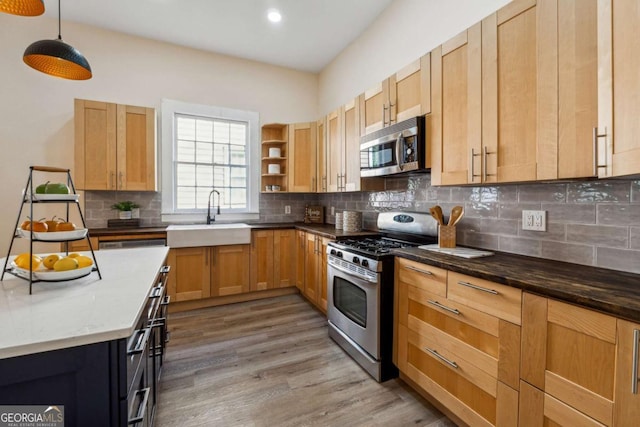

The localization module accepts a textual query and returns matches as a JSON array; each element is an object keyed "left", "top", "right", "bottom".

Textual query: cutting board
[{"left": 418, "top": 244, "right": 494, "bottom": 259}]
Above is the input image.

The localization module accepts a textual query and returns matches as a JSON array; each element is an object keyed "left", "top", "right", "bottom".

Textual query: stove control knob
[
  {"left": 361, "top": 259, "right": 369, "bottom": 268},
  {"left": 352, "top": 257, "right": 360, "bottom": 265},
  {"left": 337, "top": 251, "right": 343, "bottom": 258},
  {"left": 330, "top": 249, "right": 337, "bottom": 256}
]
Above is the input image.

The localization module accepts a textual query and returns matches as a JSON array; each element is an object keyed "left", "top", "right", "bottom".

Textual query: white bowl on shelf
[
  {"left": 268, "top": 147, "right": 281, "bottom": 158},
  {"left": 10, "top": 262, "right": 94, "bottom": 281},
  {"left": 29, "top": 193, "right": 79, "bottom": 202},
  {"left": 268, "top": 164, "right": 281, "bottom": 174}
]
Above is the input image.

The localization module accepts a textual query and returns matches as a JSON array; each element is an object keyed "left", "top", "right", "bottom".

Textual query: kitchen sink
[{"left": 166, "top": 223, "right": 251, "bottom": 248}]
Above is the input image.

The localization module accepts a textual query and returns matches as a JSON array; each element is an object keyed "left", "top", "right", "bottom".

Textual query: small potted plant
[{"left": 111, "top": 201, "right": 139, "bottom": 220}]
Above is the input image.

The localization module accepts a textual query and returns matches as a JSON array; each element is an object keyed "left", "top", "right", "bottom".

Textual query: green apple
[{"left": 35, "top": 181, "right": 70, "bottom": 194}]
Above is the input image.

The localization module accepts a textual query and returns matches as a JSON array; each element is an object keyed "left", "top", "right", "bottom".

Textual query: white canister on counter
[
  {"left": 335, "top": 212, "right": 343, "bottom": 229},
  {"left": 267, "top": 164, "right": 281, "bottom": 174},
  {"left": 342, "top": 211, "right": 363, "bottom": 232},
  {"left": 268, "top": 147, "right": 281, "bottom": 158}
]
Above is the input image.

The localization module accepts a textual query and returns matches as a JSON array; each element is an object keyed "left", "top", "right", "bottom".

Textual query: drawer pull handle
[
  {"left": 457, "top": 280, "right": 498, "bottom": 295},
  {"left": 160, "top": 265, "right": 171, "bottom": 274},
  {"left": 127, "top": 327, "right": 151, "bottom": 356},
  {"left": 425, "top": 348, "right": 458, "bottom": 369},
  {"left": 161, "top": 295, "right": 171, "bottom": 306},
  {"left": 128, "top": 387, "right": 150, "bottom": 425},
  {"left": 427, "top": 300, "right": 460, "bottom": 315},
  {"left": 149, "top": 286, "right": 163, "bottom": 299},
  {"left": 633, "top": 329, "right": 640, "bottom": 394},
  {"left": 405, "top": 265, "right": 433, "bottom": 275}
]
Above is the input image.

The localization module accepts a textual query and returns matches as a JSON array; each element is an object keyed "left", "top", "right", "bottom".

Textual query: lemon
[
  {"left": 43, "top": 254, "right": 61, "bottom": 270},
  {"left": 68, "top": 253, "right": 81, "bottom": 258},
  {"left": 14, "top": 253, "right": 42, "bottom": 270},
  {"left": 75, "top": 255, "right": 93, "bottom": 268},
  {"left": 53, "top": 257, "right": 79, "bottom": 272}
]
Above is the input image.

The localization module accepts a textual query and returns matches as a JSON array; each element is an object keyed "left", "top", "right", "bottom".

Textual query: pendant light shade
[
  {"left": 0, "top": 0, "right": 44, "bottom": 16},
  {"left": 22, "top": 0, "right": 92, "bottom": 80}
]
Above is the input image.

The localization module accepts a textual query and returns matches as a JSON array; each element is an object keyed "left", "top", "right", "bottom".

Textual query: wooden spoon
[
  {"left": 448, "top": 206, "right": 464, "bottom": 226},
  {"left": 429, "top": 206, "right": 444, "bottom": 225}
]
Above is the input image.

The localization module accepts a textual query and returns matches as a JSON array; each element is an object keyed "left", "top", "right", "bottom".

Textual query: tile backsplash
[{"left": 84, "top": 175, "right": 640, "bottom": 274}]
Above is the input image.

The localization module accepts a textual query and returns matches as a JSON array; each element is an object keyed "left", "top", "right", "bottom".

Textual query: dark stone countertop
[{"left": 392, "top": 247, "right": 640, "bottom": 323}]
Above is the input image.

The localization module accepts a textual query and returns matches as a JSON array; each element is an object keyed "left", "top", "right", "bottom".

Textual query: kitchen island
[{"left": 0, "top": 247, "right": 170, "bottom": 426}]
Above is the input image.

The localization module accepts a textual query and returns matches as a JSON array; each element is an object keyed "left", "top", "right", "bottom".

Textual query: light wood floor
[{"left": 156, "top": 294, "right": 456, "bottom": 427}]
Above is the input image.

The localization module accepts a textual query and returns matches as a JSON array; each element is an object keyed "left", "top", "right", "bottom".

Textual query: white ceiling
[{"left": 43, "top": 0, "right": 395, "bottom": 73}]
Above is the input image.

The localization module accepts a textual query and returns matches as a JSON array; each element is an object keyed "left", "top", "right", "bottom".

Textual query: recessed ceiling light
[{"left": 267, "top": 9, "right": 282, "bottom": 23}]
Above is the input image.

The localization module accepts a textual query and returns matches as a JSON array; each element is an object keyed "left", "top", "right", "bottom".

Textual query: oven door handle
[{"left": 329, "top": 261, "right": 378, "bottom": 284}]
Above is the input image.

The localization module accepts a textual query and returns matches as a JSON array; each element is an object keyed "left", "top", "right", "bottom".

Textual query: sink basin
[{"left": 166, "top": 223, "right": 251, "bottom": 248}]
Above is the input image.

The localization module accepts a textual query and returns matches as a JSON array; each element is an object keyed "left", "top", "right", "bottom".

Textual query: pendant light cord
[{"left": 57, "top": 0, "right": 62, "bottom": 40}]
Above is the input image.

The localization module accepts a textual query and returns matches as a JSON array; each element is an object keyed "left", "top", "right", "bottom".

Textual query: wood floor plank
[{"left": 156, "top": 294, "right": 456, "bottom": 427}]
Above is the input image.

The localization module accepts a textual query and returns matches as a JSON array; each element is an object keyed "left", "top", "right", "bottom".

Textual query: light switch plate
[{"left": 522, "top": 210, "right": 546, "bottom": 231}]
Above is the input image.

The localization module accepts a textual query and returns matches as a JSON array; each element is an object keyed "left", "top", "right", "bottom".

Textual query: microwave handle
[{"left": 395, "top": 134, "right": 404, "bottom": 171}]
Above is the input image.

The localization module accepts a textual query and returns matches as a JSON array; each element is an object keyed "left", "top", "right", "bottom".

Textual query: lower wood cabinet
[
  {"left": 394, "top": 258, "right": 521, "bottom": 427},
  {"left": 521, "top": 292, "right": 640, "bottom": 427},
  {"left": 249, "top": 229, "right": 296, "bottom": 291},
  {"left": 296, "top": 230, "right": 330, "bottom": 313},
  {"left": 167, "top": 244, "right": 249, "bottom": 302}
]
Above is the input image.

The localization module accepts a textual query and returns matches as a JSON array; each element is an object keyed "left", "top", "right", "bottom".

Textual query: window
[{"left": 161, "top": 99, "right": 259, "bottom": 222}]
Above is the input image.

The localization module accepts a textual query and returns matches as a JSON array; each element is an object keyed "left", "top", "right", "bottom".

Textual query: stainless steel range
[{"left": 327, "top": 211, "right": 438, "bottom": 382}]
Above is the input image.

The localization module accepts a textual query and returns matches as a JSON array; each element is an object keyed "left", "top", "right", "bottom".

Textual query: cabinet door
[
  {"left": 288, "top": 122, "right": 317, "bottom": 192},
  {"left": 116, "top": 105, "right": 156, "bottom": 191},
  {"left": 430, "top": 24, "right": 482, "bottom": 186},
  {"left": 614, "top": 319, "right": 640, "bottom": 426},
  {"left": 389, "top": 55, "right": 431, "bottom": 124},
  {"left": 316, "top": 117, "right": 327, "bottom": 192},
  {"left": 295, "top": 230, "right": 305, "bottom": 291},
  {"left": 521, "top": 293, "right": 616, "bottom": 426},
  {"left": 167, "top": 247, "right": 211, "bottom": 302},
  {"left": 557, "top": 0, "right": 598, "bottom": 179},
  {"left": 74, "top": 99, "right": 117, "bottom": 190},
  {"left": 274, "top": 229, "right": 296, "bottom": 288},
  {"left": 482, "top": 0, "right": 557, "bottom": 183},
  {"left": 597, "top": 0, "right": 640, "bottom": 178},
  {"left": 326, "top": 109, "right": 343, "bottom": 192},
  {"left": 211, "top": 245, "right": 250, "bottom": 297},
  {"left": 342, "top": 98, "right": 360, "bottom": 192},
  {"left": 360, "top": 80, "right": 389, "bottom": 135},
  {"left": 303, "top": 233, "right": 319, "bottom": 303},
  {"left": 250, "top": 230, "right": 274, "bottom": 291},
  {"left": 318, "top": 237, "right": 330, "bottom": 313}
]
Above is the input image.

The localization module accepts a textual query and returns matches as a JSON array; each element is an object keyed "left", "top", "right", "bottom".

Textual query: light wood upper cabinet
[
  {"left": 326, "top": 109, "right": 343, "bottom": 192},
  {"left": 316, "top": 117, "right": 327, "bottom": 192},
  {"left": 360, "top": 56, "right": 430, "bottom": 136},
  {"left": 430, "top": 24, "right": 482, "bottom": 186},
  {"left": 211, "top": 244, "right": 250, "bottom": 297},
  {"left": 74, "top": 99, "right": 156, "bottom": 191},
  {"left": 342, "top": 98, "right": 361, "bottom": 192},
  {"left": 167, "top": 247, "right": 211, "bottom": 302},
  {"left": 288, "top": 122, "right": 317, "bottom": 192},
  {"left": 597, "top": 0, "right": 640, "bottom": 178},
  {"left": 482, "top": 0, "right": 555, "bottom": 183},
  {"left": 250, "top": 229, "right": 296, "bottom": 291}
]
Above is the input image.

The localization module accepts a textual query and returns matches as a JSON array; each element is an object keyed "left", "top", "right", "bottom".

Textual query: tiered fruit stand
[{"left": 1, "top": 166, "right": 101, "bottom": 294}]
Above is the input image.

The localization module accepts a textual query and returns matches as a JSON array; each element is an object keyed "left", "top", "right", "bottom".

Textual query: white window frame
[{"left": 160, "top": 99, "right": 260, "bottom": 223}]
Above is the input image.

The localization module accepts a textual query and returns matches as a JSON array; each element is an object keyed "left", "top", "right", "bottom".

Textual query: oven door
[{"left": 327, "top": 262, "right": 380, "bottom": 359}]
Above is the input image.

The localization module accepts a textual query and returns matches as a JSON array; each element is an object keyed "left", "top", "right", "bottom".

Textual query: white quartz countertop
[{"left": 0, "top": 247, "right": 169, "bottom": 360}]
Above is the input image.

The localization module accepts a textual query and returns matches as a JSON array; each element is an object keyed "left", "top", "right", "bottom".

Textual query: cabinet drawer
[
  {"left": 448, "top": 271, "right": 522, "bottom": 325},
  {"left": 396, "top": 258, "right": 447, "bottom": 297}
]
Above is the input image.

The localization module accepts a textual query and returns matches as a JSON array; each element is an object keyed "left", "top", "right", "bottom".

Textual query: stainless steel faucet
[{"left": 207, "top": 189, "right": 220, "bottom": 224}]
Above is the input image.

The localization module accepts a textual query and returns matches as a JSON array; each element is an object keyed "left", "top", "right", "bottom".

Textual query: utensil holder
[
  {"left": 335, "top": 212, "right": 343, "bottom": 229},
  {"left": 438, "top": 225, "right": 456, "bottom": 248}
]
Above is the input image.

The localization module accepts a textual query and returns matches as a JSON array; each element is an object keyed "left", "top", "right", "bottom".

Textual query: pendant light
[
  {"left": 0, "top": 0, "right": 44, "bottom": 16},
  {"left": 23, "top": 0, "right": 92, "bottom": 80}
]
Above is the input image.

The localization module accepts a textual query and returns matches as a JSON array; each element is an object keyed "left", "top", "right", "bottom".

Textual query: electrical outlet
[
  {"left": 331, "top": 206, "right": 335, "bottom": 216},
  {"left": 284, "top": 205, "right": 291, "bottom": 214},
  {"left": 522, "top": 210, "right": 546, "bottom": 231}
]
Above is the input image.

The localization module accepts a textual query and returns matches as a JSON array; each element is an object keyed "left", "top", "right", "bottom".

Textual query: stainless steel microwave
[{"left": 360, "top": 115, "right": 427, "bottom": 177}]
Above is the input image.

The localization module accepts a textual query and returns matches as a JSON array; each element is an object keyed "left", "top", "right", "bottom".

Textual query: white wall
[
  {"left": 318, "top": 0, "right": 511, "bottom": 114},
  {"left": 0, "top": 14, "right": 318, "bottom": 256}
]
